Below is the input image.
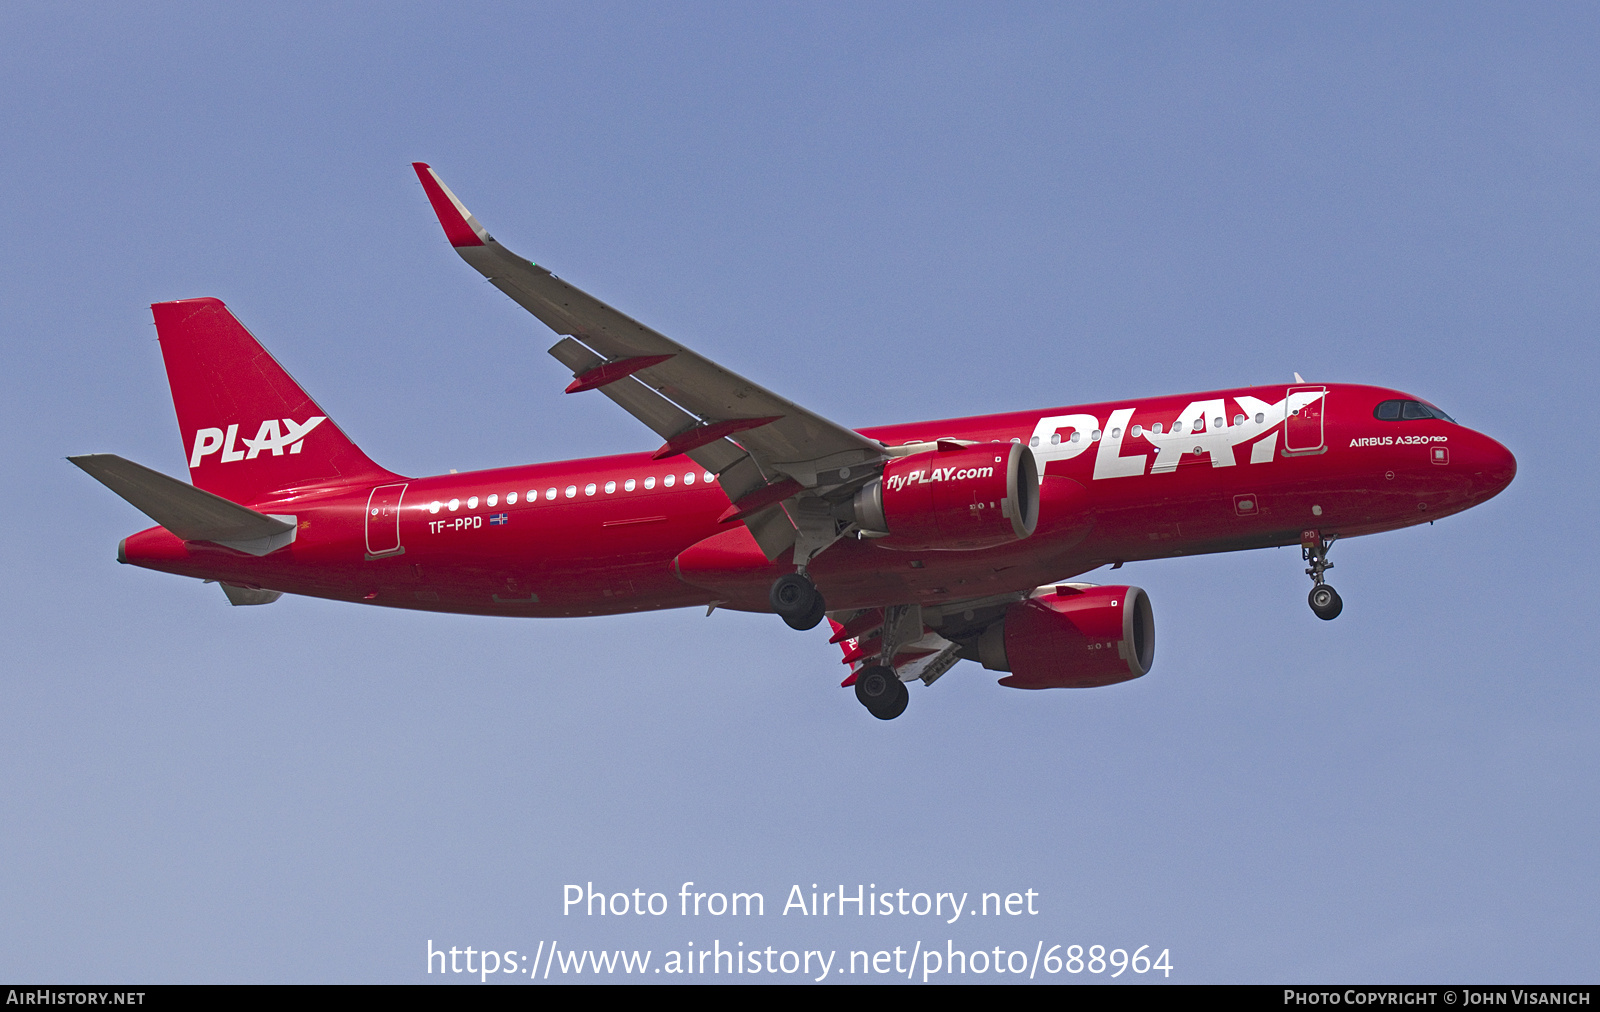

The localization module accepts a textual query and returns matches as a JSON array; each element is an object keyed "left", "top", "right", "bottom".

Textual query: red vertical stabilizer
[{"left": 152, "top": 298, "right": 400, "bottom": 504}]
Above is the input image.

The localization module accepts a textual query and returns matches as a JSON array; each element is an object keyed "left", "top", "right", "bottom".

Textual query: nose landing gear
[
  {"left": 770, "top": 572, "right": 826, "bottom": 630},
  {"left": 1302, "top": 530, "right": 1343, "bottom": 620},
  {"left": 1308, "top": 583, "right": 1343, "bottom": 620}
]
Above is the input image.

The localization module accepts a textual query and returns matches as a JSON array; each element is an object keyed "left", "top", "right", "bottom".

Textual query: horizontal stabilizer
[{"left": 71, "top": 454, "right": 297, "bottom": 554}]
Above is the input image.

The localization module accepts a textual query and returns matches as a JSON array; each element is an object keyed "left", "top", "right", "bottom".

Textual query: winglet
[{"left": 412, "top": 162, "right": 488, "bottom": 248}]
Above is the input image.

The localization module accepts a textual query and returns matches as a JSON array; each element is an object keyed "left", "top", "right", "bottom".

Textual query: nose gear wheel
[
  {"left": 1308, "top": 583, "right": 1343, "bottom": 620},
  {"left": 1301, "top": 531, "right": 1342, "bottom": 620}
]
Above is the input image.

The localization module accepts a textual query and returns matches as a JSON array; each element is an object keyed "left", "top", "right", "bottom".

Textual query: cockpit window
[
  {"left": 1420, "top": 401, "right": 1455, "bottom": 423},
  {"left": 1374, "top": 399, "right": 1455, "bottom": 423}
]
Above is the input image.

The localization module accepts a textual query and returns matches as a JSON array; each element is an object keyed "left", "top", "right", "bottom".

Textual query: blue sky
[{"left": 2, "top": 3, "right": 1595, "bottom": 982}]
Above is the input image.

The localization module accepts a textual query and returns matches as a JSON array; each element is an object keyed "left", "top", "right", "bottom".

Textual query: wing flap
[{"left": 743, "top": 503, "right": 800, "bottom": 562}]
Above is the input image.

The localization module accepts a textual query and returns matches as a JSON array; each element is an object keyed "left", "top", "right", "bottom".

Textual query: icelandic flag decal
[{"left": 489, "top": 512, "right": 509, "bottom": 526}]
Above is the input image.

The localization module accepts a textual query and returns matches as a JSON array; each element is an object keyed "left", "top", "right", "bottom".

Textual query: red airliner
[{"left": 72, "top": 164, "right": 1517, "bottom": 719}]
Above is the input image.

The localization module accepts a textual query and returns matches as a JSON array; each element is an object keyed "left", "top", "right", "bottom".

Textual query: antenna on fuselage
[{"left": 1294, "top": 372, "right": 1305, "bottom": 383}]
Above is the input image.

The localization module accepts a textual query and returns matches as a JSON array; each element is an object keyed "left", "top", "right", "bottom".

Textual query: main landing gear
[
  {"left": 853, "top": 664, "right": 909, "bottom": 721},
  {"left": 770, "top": 572, "right": 826, "bottom": 631},
  {"left": 1302, "top": 530, "right": 1343, "bottom": 621},
  {"left": 766, "top": 574, "right": 910, "bottom": 719}
]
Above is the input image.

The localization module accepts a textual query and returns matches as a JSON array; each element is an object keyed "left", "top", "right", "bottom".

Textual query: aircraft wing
[{"left": 413, "top": 163, "right": 888, "bottom": 561}]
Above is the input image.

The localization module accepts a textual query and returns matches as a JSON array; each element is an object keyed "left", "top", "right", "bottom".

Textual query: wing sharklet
[{"left": 412, "top": 162, "right": 488, "bottom": 248}]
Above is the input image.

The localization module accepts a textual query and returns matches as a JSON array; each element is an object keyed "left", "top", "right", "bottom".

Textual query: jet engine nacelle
[
  {"left": 853, "top": 442, "right": 1039, "bottom": 551},
  {"left": 978, "top": 584, "right": 1155, "bottom": 689}
]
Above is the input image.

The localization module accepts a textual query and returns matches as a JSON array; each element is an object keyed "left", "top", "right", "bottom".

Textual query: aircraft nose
[{"left": 1466, "top": 430, "right": 1517, "bottom": 501}]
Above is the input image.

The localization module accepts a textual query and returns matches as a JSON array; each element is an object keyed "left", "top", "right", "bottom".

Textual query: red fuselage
[{"left": 118, "top": 382, "right": 1516, "bottom": 617}]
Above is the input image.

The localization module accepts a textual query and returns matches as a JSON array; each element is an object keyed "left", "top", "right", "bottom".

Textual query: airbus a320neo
[{"left": 72, "top": 164, "right": 1517, "bottom": 719}]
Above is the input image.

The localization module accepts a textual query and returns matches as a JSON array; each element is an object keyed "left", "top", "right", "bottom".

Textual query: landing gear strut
[
  {"left": 853, "top": 664, "right": 909, "bottom": 720},
  {"left": 1302, "top": 530, "right": 1343, "bottom": 621},
  {"left": 770, "top": 572, "right": 826, "bottom": 630}
]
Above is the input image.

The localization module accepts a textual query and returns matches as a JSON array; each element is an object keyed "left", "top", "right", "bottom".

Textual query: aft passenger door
[{"left": 365, "top": 483, "right": 407, "bottom": 557}]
